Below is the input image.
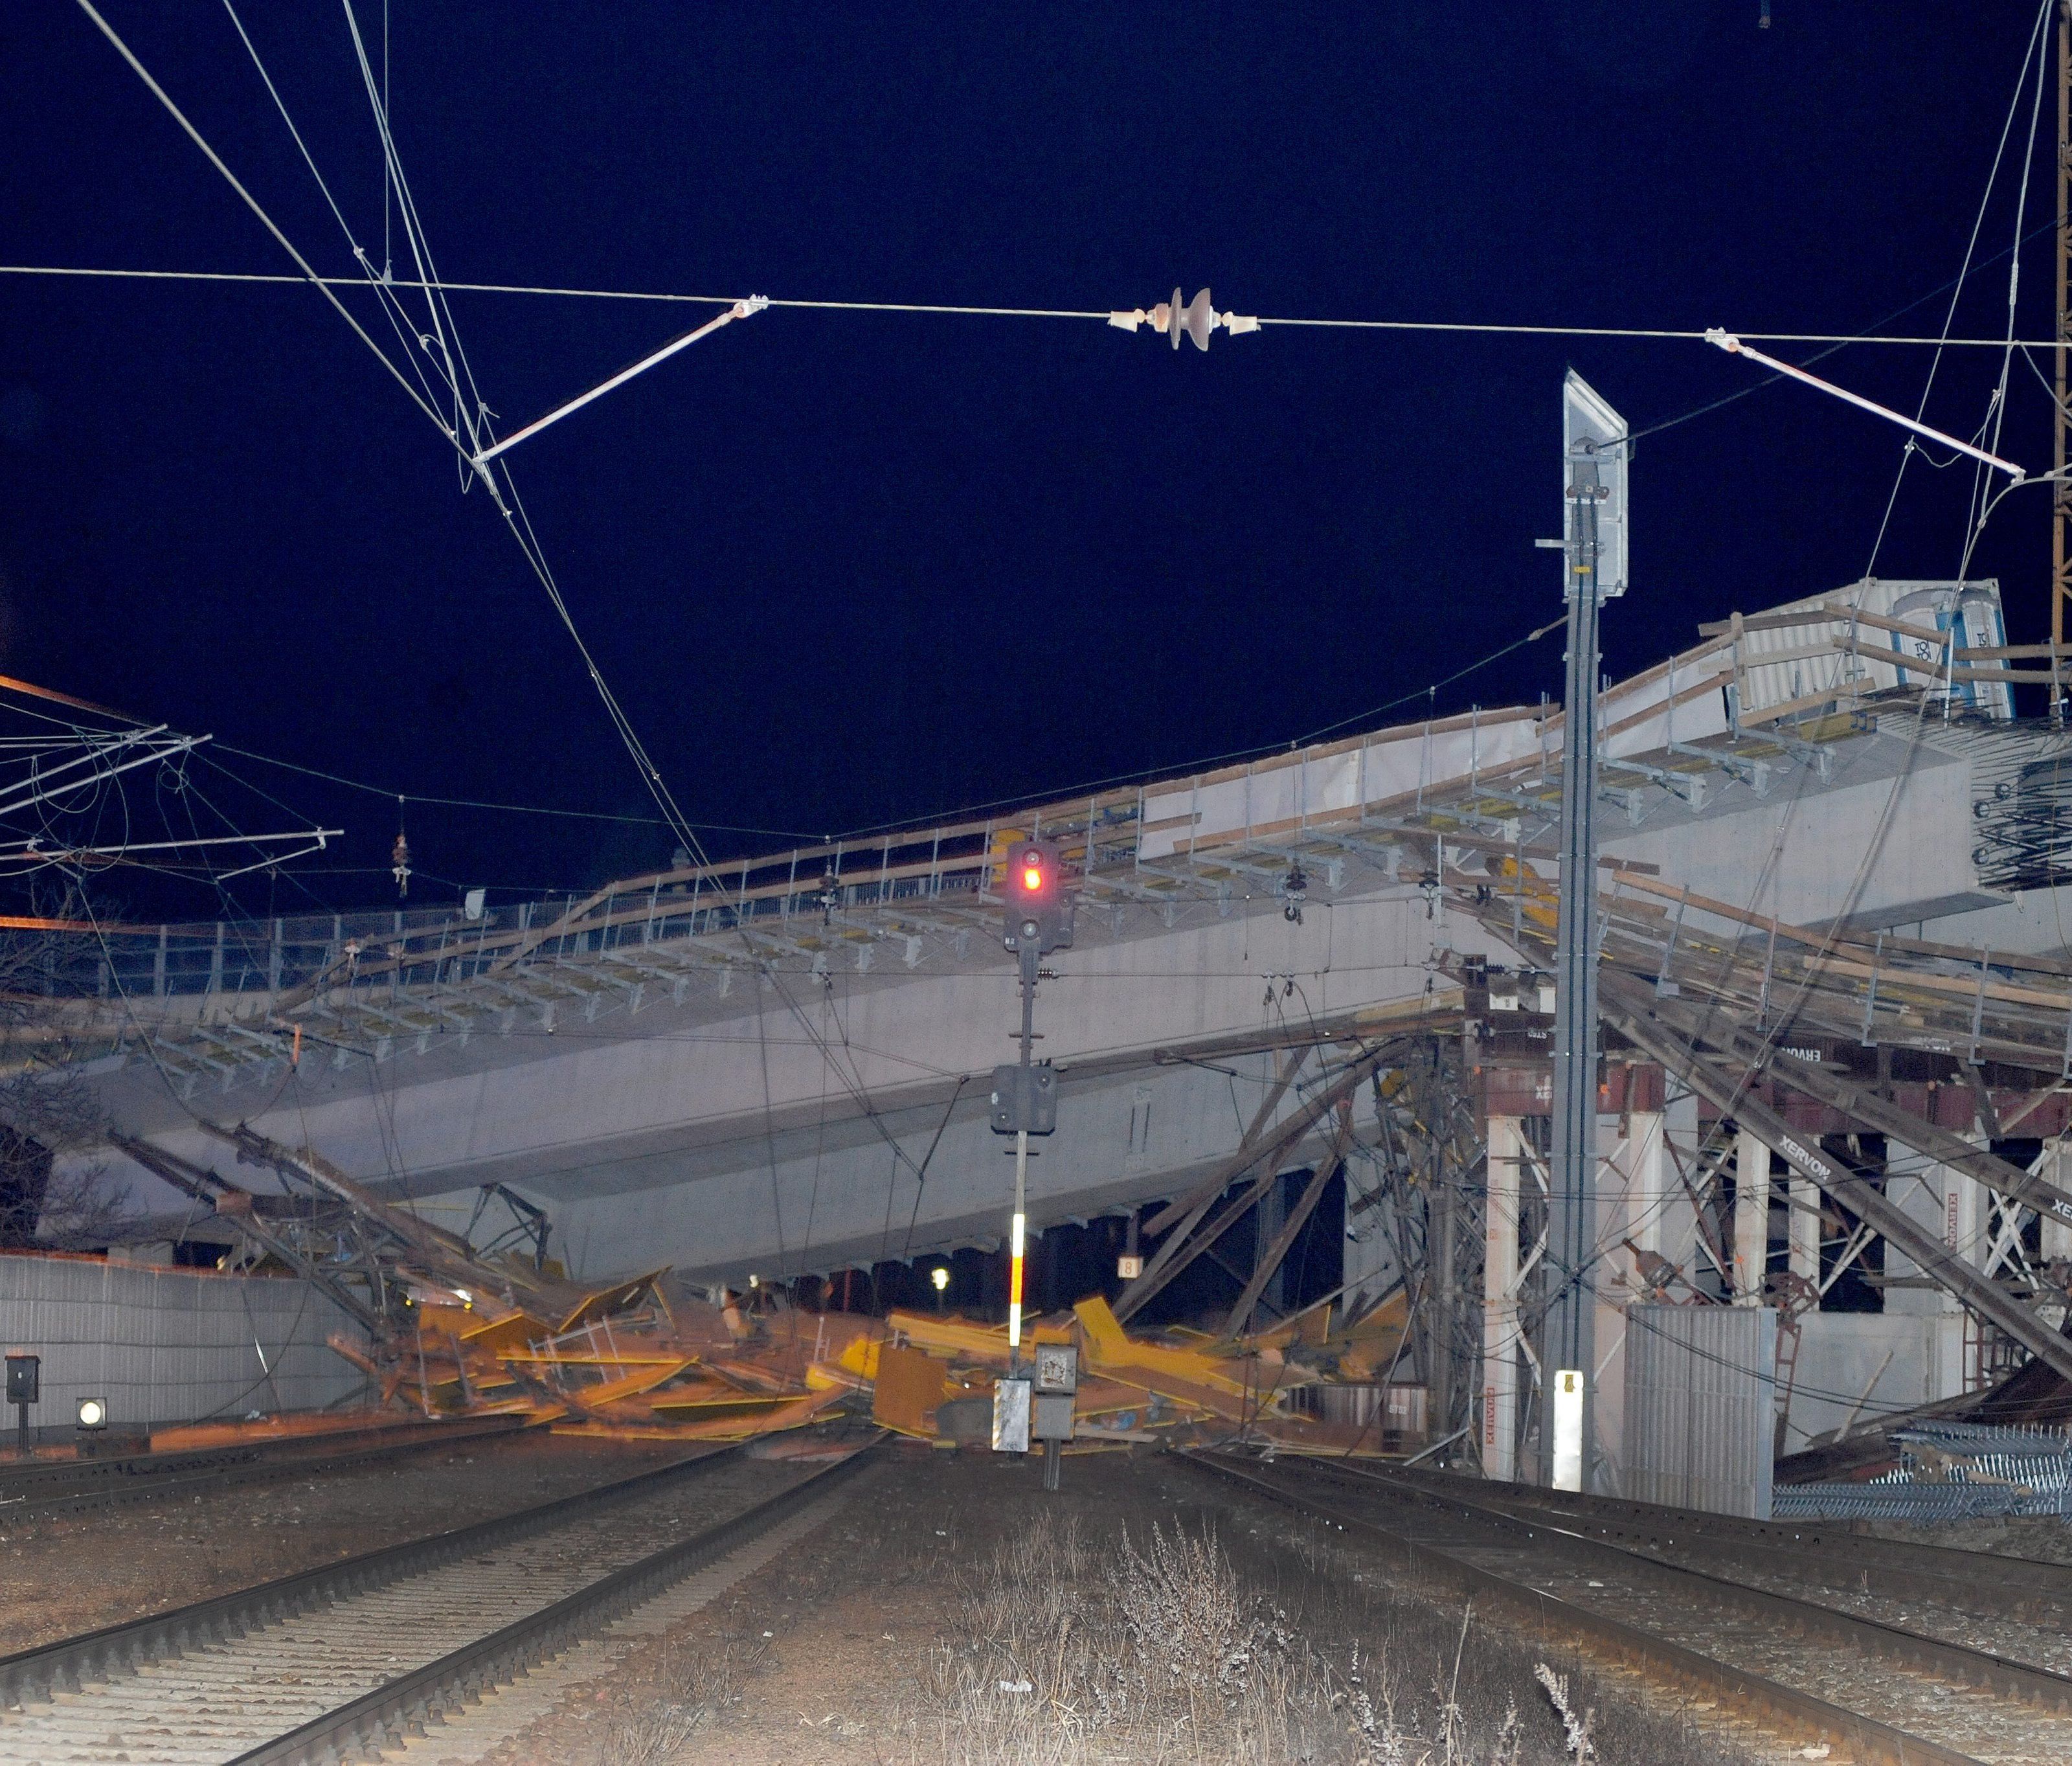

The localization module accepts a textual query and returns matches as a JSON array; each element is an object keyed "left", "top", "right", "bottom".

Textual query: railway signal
[
  {"left": 6, "top": 1352, "right": 38, "bottom": 1457},
  {"left": 1001, "top": 838, "right": 1072, "bottom": 958},
  {"left": 992, "top": 835, "right": 1076, "bottom": 1447}
]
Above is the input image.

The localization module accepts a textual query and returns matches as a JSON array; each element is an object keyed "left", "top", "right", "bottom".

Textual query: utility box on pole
[
  {"left": 1032, "top": 1341, "right": 1078, "bottom": 1492},
  {"left": 989, "top": 1062, "right": 1059, "bottom": 1135},
  {"left": 6, "top": 1352, "right": 39, "bottom": 1458}
]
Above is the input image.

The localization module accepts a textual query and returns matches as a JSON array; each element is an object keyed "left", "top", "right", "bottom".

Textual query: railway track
[
  {"left": 0, "top": 1430, "right": 877, "bottom": 1764},
  {"left": 1384, "top": 1464, "right": 2072, "bottom": 1647},
  {"left": 0, "top": 1415, "right": 532, "bottom": 1523},
  {"left": 1190, "top": 1449, "right": 2072, "bottom": 1766}
]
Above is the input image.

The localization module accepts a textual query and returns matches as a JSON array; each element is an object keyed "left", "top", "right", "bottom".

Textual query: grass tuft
[{"left": 895, "top": 1504, "right": 1753, "bottom": 1766}]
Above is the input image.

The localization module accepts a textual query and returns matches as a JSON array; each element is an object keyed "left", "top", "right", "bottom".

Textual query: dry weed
[
  {"left": 904, "top": 1507, "right": 1671, "bottom": 1766},
  {"left": 596, "top": 1629, "right": 767, "bottom": 1765},
  {"left": 1533, "top": 1664, "right": 1597, "bottom": 1761},
  {"left": 599, "top": 1700, "right": 704, "bottom": 1766}
]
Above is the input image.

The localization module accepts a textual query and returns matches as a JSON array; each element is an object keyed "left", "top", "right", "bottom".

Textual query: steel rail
[
  {"left": 1380, "top": 1462, "right": 2072, "bottom": 1620},
  {"left": 226, "top": 1436, "right": 879, "bottom": 1765},
  {"left": 1311, "top": 1458, "right": 2072, "bottom": 1714},
  {"left": 0, "top": 1415, "right": 530, "bottom": 1522},
  {"left": 0, "top": 1435, "right": 765, "bottom": 1712},
  {"left": 1184, "top": 1451, "right": 1988, "bottom": 1766}
]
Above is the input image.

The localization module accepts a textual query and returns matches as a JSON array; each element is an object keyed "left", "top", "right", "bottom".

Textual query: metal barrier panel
[
  {"left": 1623, "top": 1302, "right": 1776, "bottom": 1518},
  {"left": 0, "top": 1254, "right": 369, "bottom": 1436}
]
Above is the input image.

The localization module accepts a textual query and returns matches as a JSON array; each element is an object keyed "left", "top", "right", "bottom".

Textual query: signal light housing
[
  {"left": 1000, "top": 839, "right": 1073, "bottom": 957},
  {"left": 989, "top": 1059, "right": 1059, "bottom": 1135}
]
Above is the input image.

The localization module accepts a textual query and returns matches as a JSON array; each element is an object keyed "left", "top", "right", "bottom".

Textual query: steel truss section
[
  {"left": 1604, "top": 982, "right": 2072, "bottom": 1391},
  {"left": 1360, "top": 1036, "right": 1489, "bottom": 1451}
]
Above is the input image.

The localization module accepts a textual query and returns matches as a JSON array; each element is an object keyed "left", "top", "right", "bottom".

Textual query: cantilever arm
[
  {"left": 1705, "top": 328, "right": 2025, "bottom": 479},
  {"left": 473, "top": 295, "right": 770, "bottom": 469}
]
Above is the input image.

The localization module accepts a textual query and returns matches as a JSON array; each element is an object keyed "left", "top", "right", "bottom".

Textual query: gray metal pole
[{"left": 1547, "top": 436, "right": 1606, "bottom": 1486}]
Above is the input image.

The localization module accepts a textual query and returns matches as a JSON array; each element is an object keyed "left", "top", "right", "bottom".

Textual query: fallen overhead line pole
[
  {"left": 111, "top": 1133, "right": 387, "bottom": 1331},
  {"left": 1117, "top": 1043, "right": 1391, "bottom": 1324},
  {"left": 1221, "top": 1102, "right": 1357, "bottom": 1341},
  {"left": 1139, "top": 1047, "right": 1313, "bottom": 1240}
]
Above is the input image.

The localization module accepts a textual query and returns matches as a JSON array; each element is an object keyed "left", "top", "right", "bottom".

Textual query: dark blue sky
[{"left": 0, "top": 2, "right": 2058, "bottom": 919}]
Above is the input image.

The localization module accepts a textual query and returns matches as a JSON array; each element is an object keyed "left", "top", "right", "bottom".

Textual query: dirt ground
[
  {"left": 1854, "top": 1511, "right": 2072, "bottom": 1563},
  {"left": 0, "top": 1432, "right": 688, "bottom": 1655},
  {"left": 482, "top": 1442, "right": 1769, "bottom": 1766}
]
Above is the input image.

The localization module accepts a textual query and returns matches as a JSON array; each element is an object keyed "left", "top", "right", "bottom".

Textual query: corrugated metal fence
[
  {"left": 0, "top": 1253, "right": 369, "bottom": 1434},
  {"left": 1623, "top": 1302, "right": 1776, "bottom": 1519}
]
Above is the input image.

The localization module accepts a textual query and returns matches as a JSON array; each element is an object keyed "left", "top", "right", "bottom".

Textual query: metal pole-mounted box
[
  {"left": 4, "top": 1353, "right": 38, "bottom": 1405},
  {"left": 989, "top": 1062, "right": 1058, "bottom": 1135},
  {"left": 1032, "top": 1342, "right": 1077, "bottom": 1442},
  {"left": 992, "top": 1375, "right": 1031, "bottom": 1453}
]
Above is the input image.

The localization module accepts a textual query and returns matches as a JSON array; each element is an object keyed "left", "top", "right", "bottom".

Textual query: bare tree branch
[{"left": 0, "top": 886, "right": 137, "bottom": 1250}]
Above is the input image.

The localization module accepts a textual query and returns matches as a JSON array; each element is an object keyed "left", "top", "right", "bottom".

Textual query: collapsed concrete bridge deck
[{"left": 66, "top": 574, "right": 2072, "bottom": 1488}]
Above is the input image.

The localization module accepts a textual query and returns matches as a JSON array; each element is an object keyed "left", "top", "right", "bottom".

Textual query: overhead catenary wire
[
  {"left": 333, "top": 0, "right": 719, "bottom": 876},
  {"left": 1865, "top": 0, "right": 2055, "bottom": 576},
  {"left": 1962, "top": 3, "right": 2056, "bottom": 561},
  {"left": 75, "top": 0, "right": 720, "bottom": 881},
  {"left": 337, "top": 0, "right": 498, "bottom": 486},
  {"left": 3, "top": 261, "right": 2064, "bottom": 353},
  {"left": 50, "top": 4, "right": 2072, "bottom": 880},
  {"left": 219, "top": 0, "right": 449, "bottom": 429},
  {"left": 68, "top": 2, "right": 456, "bottom": 444},
  {"left": 210, "top": 740, "right": 822, "bottom": 839}
]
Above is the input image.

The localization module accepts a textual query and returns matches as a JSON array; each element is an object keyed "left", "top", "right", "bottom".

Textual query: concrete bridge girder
[
  {"left": 97, "top": 886, "right": 1489, "bottom": 1276},
  {"left": 84, "top": 657, "right": 2009, "bottom": 1296},
  {"left": 536, "top": 1053, "right": 1358, "bottom": 1284}
]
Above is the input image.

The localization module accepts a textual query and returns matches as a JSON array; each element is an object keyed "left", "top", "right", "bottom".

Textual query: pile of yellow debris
[
  {"left": 331, "top": 1277, "right": 868, "bottom": 1442},
  {"left": 847, "top": 1291, "right": 1419, "bottom": 1455},
  {"left": 123, "top": 1120, "right": 1420, "bottom": 1452},
  {"left": 340, "top": 1273, "right": 1417, "bottom": 1455}
]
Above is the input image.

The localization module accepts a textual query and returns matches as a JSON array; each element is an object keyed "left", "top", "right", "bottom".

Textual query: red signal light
[{"left": 1000, "top": 839, "right": 1071, "bottom": 958}]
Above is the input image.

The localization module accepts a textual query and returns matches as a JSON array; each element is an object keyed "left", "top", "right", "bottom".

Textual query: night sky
[{"left": 1, "top": 2, "right": 2060, "bottom": 923}]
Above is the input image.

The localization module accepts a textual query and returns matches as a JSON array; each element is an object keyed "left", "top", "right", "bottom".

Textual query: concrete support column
[
  {"left": 1481, "top": 1115, "right": 1525, "bottom": 1484},
  {"left": 1788, "top": 1166, "right": 1819, "bottom": 1284},
  {"left": 1592, "top": 1104, "right": 1664, "bottom": 1496},
  {"left": 1732, "top": 1127, "right": 1770, "bottom": 1304},
  {"left": 1885, "top": 1141, "right": 1982, "bottom": 1399},
  {"left": 1622, "top": 1109, "right": 1672, "bottom": 1260}
]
